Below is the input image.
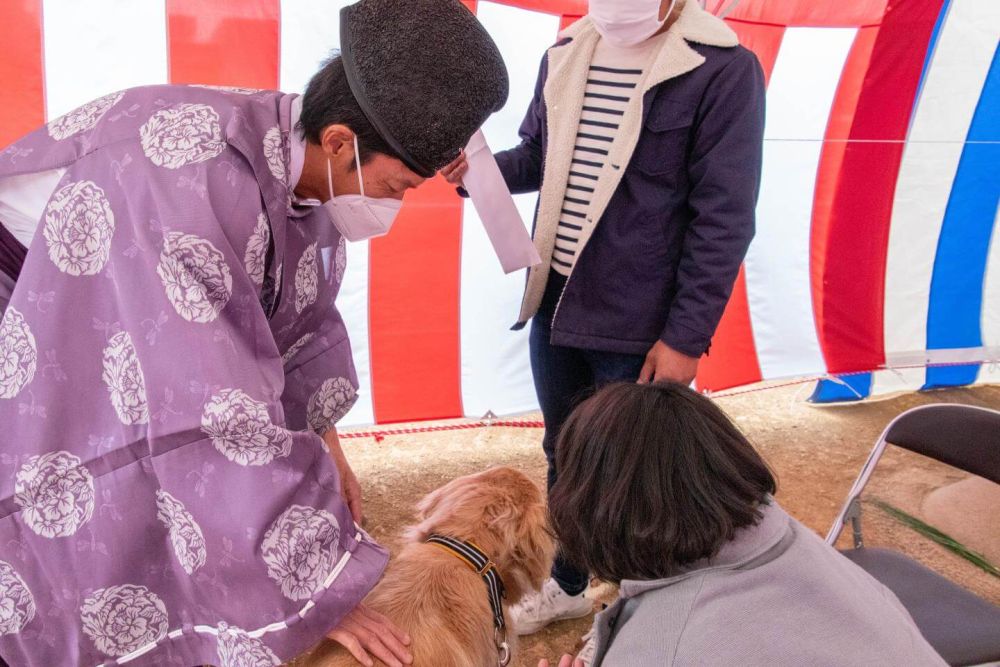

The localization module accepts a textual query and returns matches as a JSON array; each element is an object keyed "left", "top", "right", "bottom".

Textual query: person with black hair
[
  {"left": 442, "top": 0, "right": 766, "bottom": 637},
  {"left": 0, "top": 2, "right": 508, "bottom": 665},
  {"left": 540, "top": 382, "right": 944, "bottom": 666}
]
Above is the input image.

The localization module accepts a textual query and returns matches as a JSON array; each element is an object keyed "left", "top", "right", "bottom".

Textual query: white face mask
[
  {"left": 588, "top": 0, "right": 677, "bottom": 48},
  {"left": 324, "top": 135, "right": 403, "bottom": 243}
]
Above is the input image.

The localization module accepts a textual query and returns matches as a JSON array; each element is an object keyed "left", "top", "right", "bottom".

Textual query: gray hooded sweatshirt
[{"left": 592, "top": 501, "right": 945, "bottom": 666}]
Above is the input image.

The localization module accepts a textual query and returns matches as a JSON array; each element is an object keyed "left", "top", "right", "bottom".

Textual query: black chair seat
[{"left": 842, "top": 547, "right": 1000, "bottom": 666}]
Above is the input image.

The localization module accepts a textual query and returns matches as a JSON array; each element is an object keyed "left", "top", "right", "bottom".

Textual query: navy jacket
[{"left": 497, "top": 9, "right": 765, "bottom": 358}]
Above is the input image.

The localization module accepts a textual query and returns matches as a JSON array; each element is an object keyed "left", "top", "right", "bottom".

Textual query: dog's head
[{"left": 404, "top": 466, "right": 555, "bottom": 604}]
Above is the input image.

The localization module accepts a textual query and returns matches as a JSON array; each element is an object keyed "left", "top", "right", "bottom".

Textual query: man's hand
[
  {"left": 440, "top": 150, "right": 468, "bottom": 187},
  {"left": 328, "top": 604, "right": 413, "bottom": 667},
  {"left": 538, "top": 656, "right": 584, "bottom": 667},
  {"left": 638, "top": 340, "right": 700, "bottom": 386},
  {"left": 322, "top": 428, "right": 364, "bottom": 525}
]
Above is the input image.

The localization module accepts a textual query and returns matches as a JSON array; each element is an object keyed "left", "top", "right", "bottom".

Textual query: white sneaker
[
  {"left": 509, "top": 578, "right": 593, "bottom": 635},
  {"left": 577, "top": 628, "right": 596, "bottom": 666}
]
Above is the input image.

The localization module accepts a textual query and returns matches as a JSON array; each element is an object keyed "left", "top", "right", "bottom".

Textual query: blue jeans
[{"left": 529, "top": 271, "right": 646, "bottom": 596}]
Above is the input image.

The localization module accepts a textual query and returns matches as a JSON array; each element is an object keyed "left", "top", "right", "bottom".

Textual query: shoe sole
[{"left": 514, "top": 604, "right": 594, "bottom": 636}]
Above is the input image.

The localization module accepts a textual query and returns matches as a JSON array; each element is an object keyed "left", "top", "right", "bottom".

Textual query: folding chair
[{"left": 826, "top": 404, "right": 1000, "bottom": 666}]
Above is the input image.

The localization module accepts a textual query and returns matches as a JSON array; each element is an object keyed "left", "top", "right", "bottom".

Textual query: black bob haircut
[
  {"left": 549, "top": 381, "right": 777, "bottom": 584},
  {"left": 298, "top": 53, "right": 400, "bottom": 167}
]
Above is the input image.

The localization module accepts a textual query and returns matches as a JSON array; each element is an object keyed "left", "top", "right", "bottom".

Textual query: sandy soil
[{"left": 332, "top": 383, "right": 1000, "bottom": 666}]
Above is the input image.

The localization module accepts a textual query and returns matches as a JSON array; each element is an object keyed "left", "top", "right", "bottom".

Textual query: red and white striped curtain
[{"left": 1, "top": 0, "right": 997, "bottom": 424}]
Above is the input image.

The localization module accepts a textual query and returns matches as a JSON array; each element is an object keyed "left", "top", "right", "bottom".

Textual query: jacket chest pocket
[{"left": 632, "top": 100, "right": 696, "bottom": 176}]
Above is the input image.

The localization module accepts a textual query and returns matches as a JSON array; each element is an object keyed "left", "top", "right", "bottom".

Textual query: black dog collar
[{"left": 427, "top": 534, "right": 511, "bottom": 666}]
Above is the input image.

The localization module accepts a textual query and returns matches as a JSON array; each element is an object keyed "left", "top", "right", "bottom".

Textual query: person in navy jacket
[{"left": 444, "top": 0, "right": 765, "bottom": 639}]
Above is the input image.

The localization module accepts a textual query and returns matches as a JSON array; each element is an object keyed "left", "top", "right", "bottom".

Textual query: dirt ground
[{"left": 338, "top": 383, "right": 1000, "bottom": 666}]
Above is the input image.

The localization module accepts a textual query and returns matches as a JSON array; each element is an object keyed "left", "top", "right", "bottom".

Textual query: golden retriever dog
[{"left": 298, "top": 466, "right": 555, "bottom": 667}]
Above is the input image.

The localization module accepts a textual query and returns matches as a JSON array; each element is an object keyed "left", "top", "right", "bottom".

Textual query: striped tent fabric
[{"left": 0, "top": 0, "right": 997, "bottom": 425}]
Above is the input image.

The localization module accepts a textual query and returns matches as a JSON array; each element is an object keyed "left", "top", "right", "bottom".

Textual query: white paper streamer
[{"left": 463, "top": 130, "right": 541, "bottom": 274}]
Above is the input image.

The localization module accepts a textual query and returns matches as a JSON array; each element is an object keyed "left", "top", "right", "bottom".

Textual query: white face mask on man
[
  {"left": 588, "top": 0, "right": 678, "bottom": 48},
  {"left": 324, "top": 134, "right": 403, "bottom": 243}
]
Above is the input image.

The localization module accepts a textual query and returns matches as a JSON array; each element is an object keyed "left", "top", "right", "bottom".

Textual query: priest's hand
[
  {"left": 322, "top": 428, "right": 364, "bottom": 525},
  {"left": 638, "top": 340, "right": 699, "bottom": 386},
  {"left": 328, "top": 604, "right": 413, "bottom": 667},
  {"left": 538, "top": 656, "right": 584, "bottom": 667},
  {"left": 440, "top": 150, "right": 468, "bottom": 187}
]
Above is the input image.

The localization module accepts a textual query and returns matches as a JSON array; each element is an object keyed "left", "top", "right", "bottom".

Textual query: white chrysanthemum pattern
[
  {"left": 281, "top": 333, "right": 315, "bottom": 366},
  {"left": 0, "top": 308, "right": 37, "bottom": 399},
  {"left": 261, "top": 505, "right": 340, "bottom": 600},
  {"left": 307, "top": 377, "right": 357, "bottom": 433},
  {"left": 15, "top": 451, "right": 94, "bottom": 538},
  {"left": 157, "top": 231, "right": 233, "bottom": 323},
  {"left": 81, "top": 584, "right": 168, "bottom": 657},
  {"left": 334, "top": 238, "right": 347, "bottom": 284},
  {"left": 201, "top": 389, "right": 292, "bottom": 466},
  {"left": 0, "top": 560, "right": 35, "bottom": 635},
  {"left": 155, "top": 490, "right": 207, "bottom": 575},
  {"left": 244, "top": 213, "right": 270, "bottom": 288},
  {"left": 294, "top": 243, "right": 318, "bottom": 314},
  {"left": 263, "top": 127, "right": 285, "bottom": 183},
  {"left": 47, "top": 91, "right": 124, "bottom": 140},
  {"left": 102, "top": 332, "right": 149, "bottom": 425},
  {"left": 140, "top": 103, "right": 225, "bottom": 169},
  {"left": 216, "top": 623, "right": 281, "bottom": 667},
  {"left": 14, "top": 451, "right": 94, "bottom": 538},
  {"left": 42, "top": 180, "right": 115, "bottom": 277}
]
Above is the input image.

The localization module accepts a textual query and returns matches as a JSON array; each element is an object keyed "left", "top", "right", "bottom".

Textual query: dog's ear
[
  {"left": 488, "top": 477, "right": 557, "bottom": 603},
  {"left": 511, "top": 498, "right": 557, "bottom": 597}
]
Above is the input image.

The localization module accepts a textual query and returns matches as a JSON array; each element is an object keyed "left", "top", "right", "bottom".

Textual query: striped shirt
[{"left": 553, "top": 37, "right": 661, "bottom": 276}]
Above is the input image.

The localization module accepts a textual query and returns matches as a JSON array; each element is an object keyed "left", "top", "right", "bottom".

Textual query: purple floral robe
[{"left": 0, "top": 85, "right": 387, "bottom": 666}]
